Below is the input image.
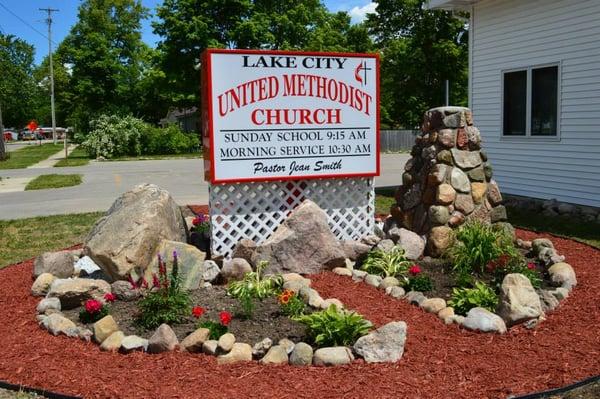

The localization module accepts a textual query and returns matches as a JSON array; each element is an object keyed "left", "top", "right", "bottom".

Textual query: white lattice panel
[{"left": 209, "top": 178, "right": 374, "bottom": 257}]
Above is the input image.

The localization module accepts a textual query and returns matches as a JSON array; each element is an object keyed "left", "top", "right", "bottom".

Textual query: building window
[{"left": 502, "top": 64, "right": 559, "bottom": 137}]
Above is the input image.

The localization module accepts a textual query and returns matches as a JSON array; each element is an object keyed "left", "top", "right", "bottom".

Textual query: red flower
[
  {"left": 409, "top": 265, "right": 422, "bottom": 275},
  {"left": 527, "top": 262, "right": 536, "bottom": 270},
  {"left": 192, "top": 306, "right": 205, "bottom": 318},
  {"left": 103, "top": 293, "right": 116, "bottom": 303},
  {"left": 152, "top": 273, "right": 160, "bottom": 288},
  {"left": 219, "top": 311, "right": 232, "bottom": 326},
  {"left": 84, "top": 299, "right": 102, "bottom": 314},
  {"left": 192, "top": 216, "right": 201, "bottom": 226},
  {"left": 140, "top": 277, "right": 149, "bottom": 289},
  {"left": 128, "top": 275, "right": 138, "bottom": 289}
]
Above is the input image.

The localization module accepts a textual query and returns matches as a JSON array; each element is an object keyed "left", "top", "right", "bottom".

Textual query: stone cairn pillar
[{"left": 390, "top": 106, "right": 507, "bottom": 257}]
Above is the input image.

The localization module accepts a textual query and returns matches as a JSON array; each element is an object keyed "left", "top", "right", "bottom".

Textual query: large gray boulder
[
  {"left": 498, "top": 273, "right": 543, "bottom": 326},
  {"left": 83, "top": 184, "right": 187, "bottom": 281},
  {"left": 252, "top": 200, "right": 345, "bottom": 274},
  {"left": 353, "top": 321, "right": 407, "bottom": 363},
  {"left": 147, "top": 240, "right": 206, "bottom": 290},
  {"left": 46, "top": 278, "right": 111, "bottom": 309}
]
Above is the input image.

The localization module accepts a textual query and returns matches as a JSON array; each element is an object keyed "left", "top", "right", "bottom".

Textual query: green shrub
[
  {"left": 361, "top": 247, "right": 411, "bottom": 278},
  {"left": 491, "top": 258, "right": 543, "bottom": 289},
  {"left": 448, "top": 221, "right": 514, "bottom": 281},
  {"left": 448, "top": 281, "right": 499, "bottom": 316},
  {"left": 199, "top": 320, "right": 229, "bottom": 340},
  {"left": 405, "top": 274, "right": 434, "bottom": 292},
  {"left": 227, "top": 261, "right": 283, "bottom": 300},
  {"left": 294, "top": 305, "right": 371, "bottom": 347},
  {"left": 142, "top": 124, "right": 199, "bottom": 155},
  {"left": 81, "top": 114, "right": 147, "bottom": 158},
  {"left": 136, "top": 253, "right": 191, "bottom": 329}
]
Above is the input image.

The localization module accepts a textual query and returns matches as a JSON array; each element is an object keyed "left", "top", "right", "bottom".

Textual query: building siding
[{"left": 471, "top": 0, "right": 600, "bottom": 207}]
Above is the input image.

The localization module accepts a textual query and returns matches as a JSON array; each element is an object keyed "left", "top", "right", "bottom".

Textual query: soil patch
[
  {"left": 62, "top": 285, "right": 309, "bottom": 345},
  {"left": 0, "top": 229, "right": 598, "bottom": 398}
]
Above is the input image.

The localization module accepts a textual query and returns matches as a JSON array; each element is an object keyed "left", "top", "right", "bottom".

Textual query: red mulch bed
[{"left": 0, "top": 230, "right": 598, "bottom": 399}]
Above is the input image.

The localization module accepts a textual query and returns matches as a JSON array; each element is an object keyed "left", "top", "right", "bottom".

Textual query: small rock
[
  {"left": 78, "top": 328, "right": 93, "bottom": 342},
  {"left": 313, "top": 347, "right": 354, "bottom": 366},
  {"left": 446, "top": 315, "right": 465, "bottom": 325},
  {"left": 283, "top": 279, "right": 311, "bottom": 293},
  {"left": 427, "top": 226, "right": 454, "bottom": 257},
  {"left": 252, "top": 338, "right": 273, "bottom": 358},
  {"left": 405, "top": 291, "right": 427, "bottom": 306},
  {"left": 31, "top": 273, "right": 56, "bottom": 297},
  {"left": 74, "top": 256, "right": 101, "bottom": 276},
  {"left": 550, "top": 287, "right": 569, "bottom": 301},
  {"left": 436, "top": 184, "right": 456, "bottom": 205},
  {"left": 202, "top": 260, "right": 220, "bottom": 282},
  {"left": 202, "top": 340, "right": 219, "bottom": 356},
  {"left": 548, "top": 263, "right": 577, "bottom": 290},
  {"left": 353, "top": 321, "right": 407, "bottom": 363},
  {"left": 375, "top": 239, "right": 395, "bottom": 253},
  {"left": 345, "top": 258, "right": 355, "bottom": 270},
  {"left": 333, "top": 267, "right": 352, "bottom": 277},
  {"left": 121, "top": 335, "right": 148, "bottom": 353},
  {"left": 516, "top": 239, "right": 533, "bottom": 250},
  {"left": 352, "top": 270, "right": 367, "bottom": 282},
  {"left": 364, "top": 274, "right": 383, "bottom": 288},
  {"left": 421, "top": 298, "right": 447, "bottom": 314},
  {"left": 380, "top": 277, "right": 400, "bottom": 290},
  {"left": 218, "top": 333, "right": 236, "bottom": 352},
  {"left": 217, "top": 343, "right": 253, "bottom": 364},
  {"left": 231, "top": 238, "right": 257, "bottom": 264},
  {"left": 33, "top": 251, "right": 75, "bottom": 279},
  {"left": 299, "top": 287, "right": 324, "bottom": 308},
  {"left": 93, "top": 315, "right": 119, "bottom": 344},
  {"left": 260, "top": 345, "right": 288, "bottom": 365},
  {"left": 181, "top": 328, "right": 210, "bottom": 352},
  {"left": 221, "top": 258, "right": 252, "bottom": 282},
  {"left": 43, "top": 313, "right": 76, "bottom": 336},
  {"left": 36, "top": 297, "right": 61, "bottom": 314},
  {"left": 147, "top": 324, "right": 179, "bottom": 353},
  {"left": 321, "top": 298, "right": 344, "bottom": 310},
  {"left": 531, "top": 238, "right": 554, "bottom": 255},
  {"left": 289, "top": 342, "right": 314, "bottom": 366},
  {"left": 47, "top": 278, "right": 112, "bottom": 310},
  {"left": 450, "top": 168, "right": 471, "bottom": 193},
  {"left": 537, "top": 289, "right": 560, "bottom": 313},
  {"left": 341, "top": 240, "right": 371, "bottom": 261},
  {"left": 100, "top": 331, "right": 125, "bottom": 352},
  {"left": 438, "top": 306, "right": 455, "bottom": 320},
  {"left": 385, "top": 286, "right": 406, "bottom": 299},
  {"left": 498, "top": 274, "right": 543, "bottom": 326},
  {"left": 282, "top": 273, "right": 306, "bottom": 283},
  {"left": 110, "top": 280, "right": 140, "bottom": 301},
  {"left": 361, "top": 234, "right": 381, "bottom": 246},
  {"left": 462, "top": 307, "right": 507, "bottom": 334}
]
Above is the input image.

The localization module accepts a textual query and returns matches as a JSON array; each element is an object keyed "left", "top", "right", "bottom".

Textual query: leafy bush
[
  {"left": 448, "top": 221, "right": 515, "bottom": 283},
  {"left": 294, "top": 305, "right": 371, "bottom": 347},
  {"left": 361, "top": 246, "right": 411, "bottom": 278},
  {"left": 490, "top": 257, "right": 542, "bottom": 289},
  {"left": 141, "top": 124, "right": 199, "bottom": 155},
  {"left": 448, "top": 281, "right": 499, "bottom": 316},
  {"left": 136, "top": 253, "right": 191, "bottom": 329},
  {"left": 405, "top": 274, "right": 434, "bottom": 292},
  {"left": 81, "top": 114, "right": 147, "bottom": 158},
  {"left": 227, "top": 261, "right": 283, "bottom": 300},
  {"left": 278, "top": 289, "right": 305, "bottom": 318}
]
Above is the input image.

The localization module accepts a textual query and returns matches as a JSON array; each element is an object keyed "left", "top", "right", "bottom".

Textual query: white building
[{"left": 427, "top": 0, "right": 600, "bottom": 208}]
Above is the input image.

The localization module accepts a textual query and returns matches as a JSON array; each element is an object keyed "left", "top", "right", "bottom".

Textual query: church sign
[{"left": 201, "top": 49, "right": 379, "bottom": 183}]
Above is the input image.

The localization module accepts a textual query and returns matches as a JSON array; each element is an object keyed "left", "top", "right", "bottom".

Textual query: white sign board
[{"left": 202, "top": 49, "right": 379, "bottom": 184}]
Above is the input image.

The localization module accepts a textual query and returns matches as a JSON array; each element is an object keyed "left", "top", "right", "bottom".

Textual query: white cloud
[{"left": 349, "top": 2, "right": 377, "bottom": 24}]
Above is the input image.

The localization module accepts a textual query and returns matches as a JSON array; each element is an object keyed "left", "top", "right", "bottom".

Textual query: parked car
[{"left": 19, "top": 129, "right": 35, "bottom": 141}]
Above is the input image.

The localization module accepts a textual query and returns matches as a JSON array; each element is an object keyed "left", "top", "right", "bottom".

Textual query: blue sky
[{"left": 0, "top": 0, "right": 377, "bottom": 65}]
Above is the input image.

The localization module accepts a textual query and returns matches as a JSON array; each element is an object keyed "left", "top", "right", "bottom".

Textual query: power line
[{"left": 0, "top": 1, "right": 57, "bottom": 45}]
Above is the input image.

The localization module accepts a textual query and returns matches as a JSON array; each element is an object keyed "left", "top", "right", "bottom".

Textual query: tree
[
  {"left": 32, "top": 50, "right": 73, "bottom": 127},
  {"left": 366, "top": 0, "right": 468, "bottom": 128},
  {"left": 61, "top": 0, "right": 149, "bottom": 133},
  {"left": 0, "top": 34, "right": 37, "bottom": 160}
]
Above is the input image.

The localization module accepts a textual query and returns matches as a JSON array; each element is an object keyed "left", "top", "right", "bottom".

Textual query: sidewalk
[{"left": 27, "top": 144, "right": 78, "bottom": 169}]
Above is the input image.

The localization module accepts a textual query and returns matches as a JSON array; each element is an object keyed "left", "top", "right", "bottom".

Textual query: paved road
[{"left": 0, "top": 153, "right": 408, "bottom": 219}]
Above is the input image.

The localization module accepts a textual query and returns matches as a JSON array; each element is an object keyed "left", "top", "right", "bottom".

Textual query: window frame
[{"left": 500, "top": 62, "right": 561, "bottom": 141}]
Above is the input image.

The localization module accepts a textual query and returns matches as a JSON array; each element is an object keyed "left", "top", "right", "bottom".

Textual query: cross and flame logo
[{"left": 354, "top": 60, "right": 371, "bottom": 86}]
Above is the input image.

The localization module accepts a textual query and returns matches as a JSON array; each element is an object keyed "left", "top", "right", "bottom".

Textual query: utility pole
[
  {"left": 0, "top": 101, "right": 5, "bottom": 161},
  {"left": 40, "top": 7, "right": 59, "bottom": 145}
]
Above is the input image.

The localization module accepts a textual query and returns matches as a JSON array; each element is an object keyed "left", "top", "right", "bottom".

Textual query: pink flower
[
  {"left": 103, "top": 293, "right": 116, "bottom": 303},
  {"left": 409, "top": 265, "right": 422, "bottom": 275},
  {"left": 527, "top": 262, "right": 536, "bottom": 270},
  {"left": 84, "top": 299, "right": 102, "bottom": 314},
  {"left": 219, "top": 311, "right": 232, "bottom": 326},
  {"left": 152, "top": 273, "right": 160, "bottom": 288}
]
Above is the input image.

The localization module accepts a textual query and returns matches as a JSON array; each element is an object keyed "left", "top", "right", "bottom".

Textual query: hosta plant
[
  {"left": 136, "top": 252, "right": 191, "bottom": 329},
  {"left": 294, "top": 305, "right": 371, "bottom": 347},
  {"left": 361, "top": 246, "right": 411, "bottom": 278},
  {"left": 448, "top": 281, "right": 499, "bottom": 316},
  {"left": 227, "top": 261, "right": 283, "bottom": 300}
]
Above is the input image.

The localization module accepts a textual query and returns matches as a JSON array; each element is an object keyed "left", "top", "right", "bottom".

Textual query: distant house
[
  {"left": 159, "top": 107, "right": 200, "bottom": 133},
  {"left": 427, "top": 0, "right": 600, "bottom": 208}
]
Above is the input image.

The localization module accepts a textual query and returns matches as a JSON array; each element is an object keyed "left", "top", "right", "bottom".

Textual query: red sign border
[{"left": 201, "top": 48, "right": 380, "bottom": 185}]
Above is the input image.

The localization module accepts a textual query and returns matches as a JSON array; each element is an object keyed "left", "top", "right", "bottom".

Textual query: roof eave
[{"left": 425, "top": 0, "right": 481, "bottom": 11}]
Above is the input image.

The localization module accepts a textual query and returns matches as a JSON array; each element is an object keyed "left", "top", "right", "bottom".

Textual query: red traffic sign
[{"left": 27, "top": 121, "right": 38, "bottom": 132}]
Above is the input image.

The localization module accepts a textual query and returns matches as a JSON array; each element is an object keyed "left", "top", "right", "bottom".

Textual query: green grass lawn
[
  {"left": 0, "top": 212, "right": 102, "bottom": 268},
  {"left": 0, "top": 144, "right": 63, "bottom": 169},
  {"left": 54, "top": 146, "right": 90, "bottom": 167},
  {"left": 25, "top": 174, "right": 82, "bottom": 190}
]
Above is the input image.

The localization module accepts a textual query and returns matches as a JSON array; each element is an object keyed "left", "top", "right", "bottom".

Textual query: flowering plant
[
  {"left": 403, "top": 264, "right": 433, "bottom": 292},
  {"left": 197, "top": 310, "right": 232, "bottom": 339},
  {"left": 136, "top": 251, "right": 191, "bottom": 329},
  {"left": 191, "top": 214, "right": 210, "bottom": 234},
  {"left": 408, "top": 264, "right": 422, "bottom": 275},
  {"left": 104, "top": 292, "right": 116, "bottom": 303},
  {"left": 278, "top": 289, "right": 305, "bottom": 317},
  {"left": 192, "top": 306, "right": 205, "bottom": 318},
  {"left": 79, "top": 298, "right": 109, "bottom": 324}
]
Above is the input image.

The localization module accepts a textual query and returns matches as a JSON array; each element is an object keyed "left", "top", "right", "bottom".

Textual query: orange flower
[{"left": 278, "top": 290, "right": 294, "bottom": 305}]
